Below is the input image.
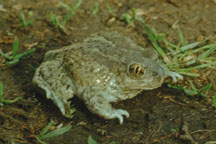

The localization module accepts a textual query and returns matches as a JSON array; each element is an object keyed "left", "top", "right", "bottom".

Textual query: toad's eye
[{"left": 128, "top": 64, "right": 146, "bottom": 78}]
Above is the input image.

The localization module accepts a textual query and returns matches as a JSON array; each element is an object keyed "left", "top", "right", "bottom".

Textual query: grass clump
[
  {"left": 50, "top": 0, "right": 82, "bottom": 34},
  {"left": 139, "top": 18, "right": 216, "bottom": 77},
  {"left": 92, "top": 3, "right": 99, "bottom": 15},
  {"left": 88, "top": 135, "right": 97, "bottom": 144},
  {"left": 33, "top": 121, "right": 72, "bottom": 144},
  {"left": 87, "top": 135, "right": 117, "bottom": 144},
  {"left": 122, "top": 8, "right": 136, "bottom": 25},
  {"left": 0, "top": 82, "right": 22, "bottom": 106},
  {"left": 168, "top": 81, "right": 212, "bottom": 98},
  {"left": 138, "top": 17, "right": 216, "bottom": 105},
  {"left": 168, "top": 80, "right": 216, "bottom": 107},
  {"left": 19, "top": 11, "right": 34, "bottom": 27},
  {"left": 0, "top": 38, "right": 35, "bottom": 66}
]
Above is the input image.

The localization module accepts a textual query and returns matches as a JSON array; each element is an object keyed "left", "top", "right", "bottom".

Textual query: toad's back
[
  {"left": 62, "top": 35, "right": 151, "bottom": 90},
  {"left": 62, "top": 36, "right": 131, "bottom": 91}
]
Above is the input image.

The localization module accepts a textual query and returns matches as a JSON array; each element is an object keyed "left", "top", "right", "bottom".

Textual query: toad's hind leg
[
  {"left": 33, "top": 60, "right": 75, "bottom": 118},
  {"left": 82, "top": 90, "right": 129, "bottom": 124}
]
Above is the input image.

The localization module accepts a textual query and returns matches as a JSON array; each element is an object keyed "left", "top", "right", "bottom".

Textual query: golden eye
[{"left": 128, "top": 64, "right": 145, "bottom": 78}]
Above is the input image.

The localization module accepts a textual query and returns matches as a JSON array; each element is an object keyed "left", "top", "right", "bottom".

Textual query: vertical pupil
[
  {"left": 135, "top": 66, "right": 139, "bottom": 74},
  {"left": 129, "top": 64, "right": 145, "bottom": 77}
]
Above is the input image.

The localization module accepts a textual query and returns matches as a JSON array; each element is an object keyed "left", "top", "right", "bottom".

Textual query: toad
[{"left": 33, "top": 32, "right": 182, "bottom": 124}]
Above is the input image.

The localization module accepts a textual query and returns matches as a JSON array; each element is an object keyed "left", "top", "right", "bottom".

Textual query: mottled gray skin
[{"left": 33, "top": 32, "right": 182, "bottom": 124}]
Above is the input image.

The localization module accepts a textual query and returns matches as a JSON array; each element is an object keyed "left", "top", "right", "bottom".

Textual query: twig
[
  {"left": 180, "top": 121, "right": 198, "bottom": 144},
  {"left": 163, "top": 96, "right": 188, "bottom": 107},
  {"left": 191, "top": 129, "right": 216, "bottom": 134}
]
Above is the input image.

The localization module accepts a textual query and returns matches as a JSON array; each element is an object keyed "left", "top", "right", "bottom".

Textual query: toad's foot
[
  {"left": 166, "top": 71, "right": 183, "bottom": 82},
  {"left": 94, "top": 106, "right": 129, "bottom": 124},
  {"left": 106, "top": 109, "right": 129, "bottom": 124},
  {"left": 160, "top": 63, "right": 183, "bottom": 82},
  {"left": 83, "top": 91, "right": 129, "bottom": 124},
  {"left": 161, "top": 63, "right": 184, "bottom": 82}
]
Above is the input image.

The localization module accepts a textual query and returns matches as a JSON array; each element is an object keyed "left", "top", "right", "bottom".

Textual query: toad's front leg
[
  {"left": 82, "top": 90, "right": 129, "bottom": 124},
  {"left": 33, "top": 60, "right": 75, "bottom": 118}
]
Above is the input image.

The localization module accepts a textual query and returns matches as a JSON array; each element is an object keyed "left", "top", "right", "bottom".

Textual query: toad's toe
[
  {"left": 167, "top": 71, "right": 183, "bottom": 82},
  {"left": 112, "top": 109, "right": 129, "bottom": 124}
]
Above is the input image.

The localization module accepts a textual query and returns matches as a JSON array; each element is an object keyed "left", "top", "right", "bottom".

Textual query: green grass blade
[
  {"left": 36, "top": 136, "right": 48, "bottom": 144},
  {"left": 140, "top": 18, "right": 156, "bottom": 41},
  {"left": 183, "top": 88, "right": 197, "bottom": 96},
  {"left": 198, "top": 45, "right": 216, "bottom": 59},
  {"left": 40, "top": 124, "right": 72, "bottom": 140},
  {"left": 19, "top": 12, "right": 34, "bottom": 27},
  {"left": 29, "top": 65, "right": 36, "bottom": 71},
  {"left": 152, "top": 28, "right": 165, "bottom": 41},
  {"left": 139, "top": 18, "right": 170, "bottom": 63},
  {"left": 167, "top": 83, "right": 184, "bottom": 90},
  {"left": 123, "top": 8, "right": 136, "bottom": 25},
  {"left": 184, "top": 59, "right": 197, "bottom": 66},
  {"left": 5, "top": 59, "right": 19, "bottom": 65},
  {"left": 151, "top": 28, "right": 158, "bottom": 37},
  {"left": 199, "top": 83, "right": 212, "bottom": 93},
  {"left": 63, "top": 0, "right": 82, "bottom": 26},
  {"left": 50, "top": 13, "right": 64, "bottom": 30},
  {"left": 14, "top": 48, "right": 35, "bottom": 60},
  {"left": 59, "top": 1, "right": 70, "bottom": 10},
  {"left": 189, "top": 80, "right": 197, "bottom": 91},
  {"left": 0, "top": 82, "right": 3, "bottom": 105},
  {"left": 178, "top": 50, "right": 190, "bottom": 60},
  {"left": 202, "top": 57, "right": 216, "bottom": 61},
  {"left": 25, "top": 18, "right": 34, "bottom": 26},
  {"left": 167, "top": 81, "right": 197, "bottom": 96},
  {"left": 200, "top": 93, "right": 210, "bottom": 98},
  {"left": 131, "top": 8, "right": 136, "bottom": 22},
  {"left": 122, "top": 13, "right": 130, "bottom": 25},
  {"left": 162, "top": 39, "right": 178, "bottom": 55},
  {"left": 178, "top": 29, "right": 186, "bottom": 46},
  {"left": 167, "top": 47, "right": 175, "bottom": 54},
  {"left": 92, "top": 3, "right": 99, "bottom": 15},
  {"left": 10, "top": 142, "right": 18, "bottom": 144},
  {"left": 88, "top": 135, "right": 97, "bottom": 144},
  {"left": 212, "top": 96, "right": 216, "bottom": 108},
  {"left": 3, "top": 97, "right": 22, "bottom": 104},
  {"left": 177, "top": 61, "right": 216, "bottom": 72},
  {"left": 19, "top": 12, "right": 26, "bottom": 27},
  {"left": 163, "top": 39, "right": 179, "bottom": 49},
  {"left": 191, "top": 43, "right": 216, "bottom": 54},
  {"left": 0, "top": 51, "right": 11, "bottom": 60},
  {"left": 179, "top": 41, "right": 200, "bottom": 52},
  {"left": 12, "top": 38, "right": 19, "bottom": 57},
  {"left": 177, "top": 71, "right": 199, "bottom": 77},
  {"left": 39, "top": 121, "right": 54, "bottom": 137},
  {"left": 50, "top": 12, "right": 58, "bottom": 26}
]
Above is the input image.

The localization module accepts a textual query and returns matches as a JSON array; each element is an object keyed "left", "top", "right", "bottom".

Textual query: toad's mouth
[{"left": 125, "top": 76, "right": 165, "bottom": 90}]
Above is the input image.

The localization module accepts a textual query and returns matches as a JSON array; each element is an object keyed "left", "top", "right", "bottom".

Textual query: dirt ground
[{"left": 1, "top": 0, "right": 216, "bottom": 144}]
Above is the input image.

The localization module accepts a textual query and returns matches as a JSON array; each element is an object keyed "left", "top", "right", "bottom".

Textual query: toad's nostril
[{"left": 152, "top": 71, "right": 158, "bottom": 76}]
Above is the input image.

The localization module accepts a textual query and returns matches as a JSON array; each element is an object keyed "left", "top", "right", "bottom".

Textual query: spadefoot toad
[{"left": 33, "top": 32, "right": 182, "bottom": 124}]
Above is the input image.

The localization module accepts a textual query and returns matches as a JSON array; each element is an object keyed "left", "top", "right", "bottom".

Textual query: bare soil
[{"left": 1, "top": 0, "right": 216, "bottom": 144}]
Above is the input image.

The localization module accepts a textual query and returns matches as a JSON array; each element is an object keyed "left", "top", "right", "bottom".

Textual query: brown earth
[{"left": 1, "top": 0, "right": 216, "bottom": 144}]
